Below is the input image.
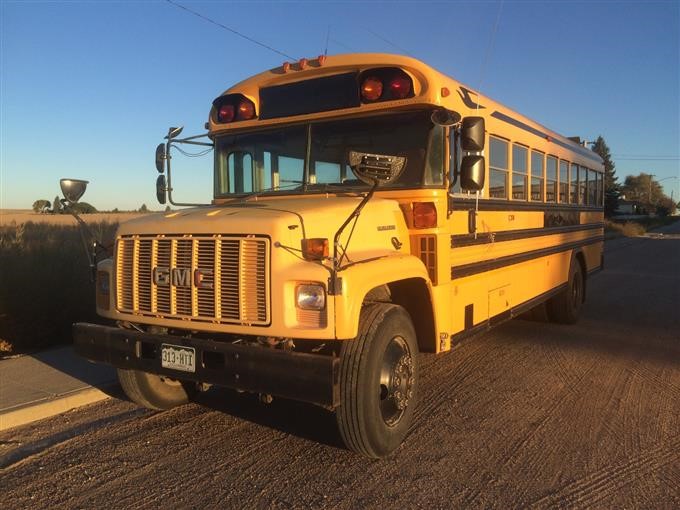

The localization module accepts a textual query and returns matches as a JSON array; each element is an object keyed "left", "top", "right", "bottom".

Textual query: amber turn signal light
[
  {"left": 412, "top": 202, "right": 437, "bottom": 229},
  {"left": 301, "top": 238, "right": 329, "bottom": 260}
]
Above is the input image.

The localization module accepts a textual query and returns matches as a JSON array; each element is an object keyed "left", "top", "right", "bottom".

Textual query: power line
[
  {"left": 478, "top": 0, "right": 504, "bottom": 94},
  {"left": 363, "top": 27, "right": 412, "bottom": 57},
  {"left": 165, "top": 0, "right": 296, "bottom": 61}
]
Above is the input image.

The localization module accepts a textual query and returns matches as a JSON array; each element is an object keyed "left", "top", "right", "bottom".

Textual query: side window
[
  {"left": 512, "top": 144, "right": 528, "bottom": 200},
  {"left": 579, "top": 167, "right": 587, "bottom": 205},
  {"left": 597, "top": 172, "right": 604, "bottom": 206},
  {"left": 531, "top": 150, "right": 544, "bottom": 201},
  {"left": 546, "top": 156, "right": 558, "bottom": 203},
  {"left": 570, "top": 164, "right": 580, "bottom": 204},
  {"left": 489, "top": 137, "right": 509, "bottom": 199},
  {"left": 587, "top": 169, "right": 597, "bottom": 205},
  {"left": 559, "top": 160, "right": 569, "bottom": 203}
]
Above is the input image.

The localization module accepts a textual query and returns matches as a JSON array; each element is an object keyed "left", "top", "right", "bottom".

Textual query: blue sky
[{"left": 2, "top": 0, "right": 678, "bottom": 210}]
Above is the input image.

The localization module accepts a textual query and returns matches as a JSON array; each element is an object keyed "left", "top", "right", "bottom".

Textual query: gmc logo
[{"left": 152, "top": 267, "right": 213, "bottom": 289}]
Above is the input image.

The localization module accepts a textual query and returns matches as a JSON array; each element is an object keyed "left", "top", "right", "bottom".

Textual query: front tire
[
  {"left": 118, "top": 368, "right": 197, "bottom": 411},
  {"left": 336, "top": 303, "right": 419, "bottom": 458}
]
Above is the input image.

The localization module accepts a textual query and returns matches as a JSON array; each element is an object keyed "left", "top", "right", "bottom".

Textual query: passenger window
[
  {"left": 531, "top": 151, "right": 544, "bottom": 201},
  {"left": 570, "top": 164, "right": 580, "bottom": 204},
  {"left": 512, "top": 144, "right": 528, "bottom": 200},
  {"left": 546, "top": 156, "right": 558, "bottom": 203},
  {"left": 559, "top": 160, "right": 569, "bottom": 203},
  {"left": 489, "top": 137, "right": 509, "bottom": 199}
]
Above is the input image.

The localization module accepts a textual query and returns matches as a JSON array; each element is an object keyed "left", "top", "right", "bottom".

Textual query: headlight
[{"left": 296, "top": 283, "right": 326, "bottom": 310}]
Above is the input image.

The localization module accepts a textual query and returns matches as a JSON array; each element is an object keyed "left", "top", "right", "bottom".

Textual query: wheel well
[{"left": 364, "top": 279, "right": 436, "bottom": 353}]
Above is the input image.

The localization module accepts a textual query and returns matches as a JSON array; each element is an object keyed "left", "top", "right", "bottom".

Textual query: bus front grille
[{"left": 115, "top": 235, "right": 270, "bottom": 326}]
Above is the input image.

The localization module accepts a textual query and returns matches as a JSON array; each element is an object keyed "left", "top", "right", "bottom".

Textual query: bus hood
[{"left": 116, "top": 196, "right": 411, "bottom": 261}]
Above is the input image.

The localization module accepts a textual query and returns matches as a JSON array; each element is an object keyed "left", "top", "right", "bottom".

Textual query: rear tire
[
  {"left": 118, "top": 368, "right": 197, "bottom": 410},
  {"left": 336, "top": 303, "right": 419, "bottom": 458},
  {"left": 547, "top": 258, "right": 585, "bottom": 324}
]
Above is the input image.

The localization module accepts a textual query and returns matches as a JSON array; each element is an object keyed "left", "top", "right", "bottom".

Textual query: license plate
[{"left": 161, "top": 344, "right": 196, "bottom": 373}]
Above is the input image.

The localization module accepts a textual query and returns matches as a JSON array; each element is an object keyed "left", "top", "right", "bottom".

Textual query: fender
[{"left": 333, "top": 254, "right": 435, "bottom": 339}]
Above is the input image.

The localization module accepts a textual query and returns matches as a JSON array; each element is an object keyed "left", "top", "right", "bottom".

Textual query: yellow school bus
[{"left": 69, "top": 53, "right": 604, "bottom": 458}]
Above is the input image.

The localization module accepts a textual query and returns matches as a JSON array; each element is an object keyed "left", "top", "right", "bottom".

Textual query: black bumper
[{"left": 73, "top": 323, "right": 339, "bottom": 408}]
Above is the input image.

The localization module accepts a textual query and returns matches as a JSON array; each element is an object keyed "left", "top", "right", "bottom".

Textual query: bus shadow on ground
[{"left": 193, "top": 386, "right": 345, "bottom": 450}]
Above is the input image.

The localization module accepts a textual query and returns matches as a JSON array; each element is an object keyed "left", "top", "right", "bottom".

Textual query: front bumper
[{"left": 73, "top": 323, "right": 339, "bottom": 408}]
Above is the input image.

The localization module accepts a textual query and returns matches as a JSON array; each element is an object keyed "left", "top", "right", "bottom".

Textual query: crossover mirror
[
  {"left": 460, "top": 155, "right": 485, "bottom": 191},
  {"left": 60, "top": 178, "right": 89, "bottom": 204},
  {"left": 348, "top": 151, "right": 406, "bottom": 187},
  {"left": 156, "top": 174, "right": 167, "bottom": 204},
  {"left": 166, "top": 126, "right": 184, "bottom": 140},
  {"left": 155, "top": 143, "right": 166, "bottom": 173},
  {"left": 460, "top": 117, "right": 485, "bottom": 151},
  {"left": 431, "top": 109, "right": 461, "bottom": 127}
]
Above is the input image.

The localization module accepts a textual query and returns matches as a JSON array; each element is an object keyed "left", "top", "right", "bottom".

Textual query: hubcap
[{"left": 379, "top": 336, "right": 414, "bottom": 426}]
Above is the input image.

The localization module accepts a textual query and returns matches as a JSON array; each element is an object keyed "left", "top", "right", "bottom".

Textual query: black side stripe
[
  {"left": 490, "top": 111, "right": 603, "bottom": 165},
  {"left": 451, "top": 222, "right": 604, "bottom": 248},
  {"left": 449, "top": 199, "right": 603, "bottom": 213},
  {"left": 451, "top": 236, "right": 603, "bottom": 280}
]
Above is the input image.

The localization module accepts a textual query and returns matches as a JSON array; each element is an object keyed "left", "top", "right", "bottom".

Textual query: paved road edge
[{"left": 0, "top": 386, "right": 114, "bottom": 432}]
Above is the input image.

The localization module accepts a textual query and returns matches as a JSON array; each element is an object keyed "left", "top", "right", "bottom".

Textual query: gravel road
[{"left": 2, "top": 223, "right": 679, "bottom": 509}]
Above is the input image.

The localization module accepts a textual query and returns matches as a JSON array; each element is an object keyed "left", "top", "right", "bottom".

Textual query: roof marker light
[
  {"left": 299, "top": 58, "right": 308, "bottom": 70},
  {"left": 218, "top": 104, "right": 235, "bottom": 123},
  {"left": 441, "top": 87, "right": 450, "bottom": 98},
  {"left": 318, "top": 55, "right": 327, "bottom": 66},
  {"left": 361, "top": 77, "right": 383, "bottom": 101},
  {"left": 389, "top": 76, "right": 411, "bottom": 99},
  {"left": 282, "top": 62, "right": 291, "bottom": 73}
]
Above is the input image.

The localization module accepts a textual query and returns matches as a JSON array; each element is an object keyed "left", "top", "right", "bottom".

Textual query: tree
[
  {"left": 71, "top": 202, "right": 98, "bottom": 214},
  {"left": 32, "top": 199, "right": 51, "bottom": 213},
  {"left": 52, "top": 195, "right": 63, "bottom": 214},
  {"left": 139, "top": 204, "right": 149, "bottom": 213},
  {"left": 591, "top": 136, "right": 619, "bottom": 216},
  {"left": 621, "top": 173, "right": 669, "bottom": 215}
]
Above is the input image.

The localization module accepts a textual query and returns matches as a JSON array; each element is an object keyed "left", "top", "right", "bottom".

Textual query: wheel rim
[{"left": 378, "top": 335, "right": 415, "bottom": 426}]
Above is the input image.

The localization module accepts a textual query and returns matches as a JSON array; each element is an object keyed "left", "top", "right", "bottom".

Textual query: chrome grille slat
[{"left": 116, "top": 235, "right": 269, "bottom": 325}]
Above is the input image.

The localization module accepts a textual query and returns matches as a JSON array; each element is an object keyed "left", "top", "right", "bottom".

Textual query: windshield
[{"left": 214, "top": 111, "right": 443, "bottom": 197}]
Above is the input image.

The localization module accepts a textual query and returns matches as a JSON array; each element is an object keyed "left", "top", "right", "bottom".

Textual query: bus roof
[{"left": 210, "top": 53, "right": 603, "bottom": 169}]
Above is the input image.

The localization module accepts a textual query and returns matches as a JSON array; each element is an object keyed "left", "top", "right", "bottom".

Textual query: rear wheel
[
  {"left": 118, "top": 368, "right": 197, "bottom": 410},
  {"left": 336, "top": 303, "right": 419, "bottom": 458},
  {"left": 547, "top": 258, "right": 585, "bottom": 324}
]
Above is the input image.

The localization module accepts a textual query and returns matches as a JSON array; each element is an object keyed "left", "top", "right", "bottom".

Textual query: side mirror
[
  {"left": 60, "top": 178, "right": 89, "bottom": 204},
  {"left": 460, "top": 155, "right": 485, "bottom": 191},
  {"left": 155, "top": 144, "right": 166, "bottom": 173},
  {"left": 348, "top": 151, "right": 406, "bottom": 186},
  {"left": 461, "top": 117, "right": 485, "bottom": 151},
  {"left": 156, "top": 174, "right": 167, "bottom": 204}
]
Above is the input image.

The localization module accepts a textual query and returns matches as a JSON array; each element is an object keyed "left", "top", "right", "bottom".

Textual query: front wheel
[
  {"left": 118, "top": 368, "right": 197, "bottom": 411},
  {"left": 336, "top": 303, "right": 419, "bottom": 458}
]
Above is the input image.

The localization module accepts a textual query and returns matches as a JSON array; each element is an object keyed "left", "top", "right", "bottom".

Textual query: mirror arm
[
  {"left": 165, "top": 140, "right": 208, "bottom": 207},
  {"left": 60, "top": 199, "right": 102, "bottom": 282},
  {"left": 329, "top": 181, "right": 379, "bottom": 295}
]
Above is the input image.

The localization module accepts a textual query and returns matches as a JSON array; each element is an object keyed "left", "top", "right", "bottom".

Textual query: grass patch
[
  {"left": 0, "top": 221, "right": 118, "bottom": 355},
  {"left": 605, "top": 216, "right": 679, "bottom": 238}
]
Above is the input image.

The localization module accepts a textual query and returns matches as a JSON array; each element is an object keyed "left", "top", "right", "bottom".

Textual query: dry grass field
[
  {"left": 0, "top": 209, "right": 148, "bottom": 226},
  {"left": 0, "top": 210, "right": 154, "bottom": 355}
]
